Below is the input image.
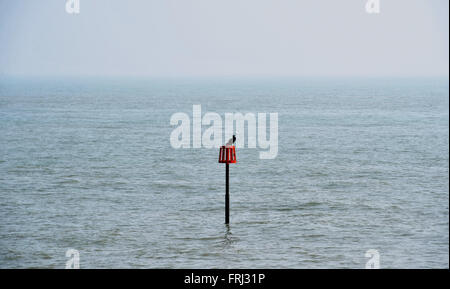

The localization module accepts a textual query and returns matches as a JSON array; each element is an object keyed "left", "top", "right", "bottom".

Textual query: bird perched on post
[{"left": 226, "top": 135, "right": 236, "bottom": 146}]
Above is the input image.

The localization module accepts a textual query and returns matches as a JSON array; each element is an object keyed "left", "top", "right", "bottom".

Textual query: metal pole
[{"left": 225, "top": 163, "right": 230, "bottom": 224}]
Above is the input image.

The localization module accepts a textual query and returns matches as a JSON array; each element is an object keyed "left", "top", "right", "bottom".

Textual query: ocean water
[{"left": 0, "top": 76, "right": 448, "bottom": 269}]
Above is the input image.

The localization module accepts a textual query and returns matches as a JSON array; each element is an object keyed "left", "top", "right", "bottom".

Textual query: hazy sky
[{"left": 0, "top": 0, "right": 448, "bottom": 77}]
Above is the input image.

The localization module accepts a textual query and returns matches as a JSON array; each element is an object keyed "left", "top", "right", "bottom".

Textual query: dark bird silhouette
[{"left": 226, "top": 135, "right": 236, "bottom": 146}]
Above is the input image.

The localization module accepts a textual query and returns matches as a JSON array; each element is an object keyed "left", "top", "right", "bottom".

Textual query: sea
[{"left": 0, "top": 76, "right": 448, "bottom": 268}]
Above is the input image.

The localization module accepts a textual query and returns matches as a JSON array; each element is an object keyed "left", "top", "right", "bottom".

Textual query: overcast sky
[{"left": 0, "top": 0, "right": 448, "bottom": 77}]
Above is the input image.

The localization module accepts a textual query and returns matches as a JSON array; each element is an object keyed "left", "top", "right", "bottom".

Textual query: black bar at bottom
[{"left": 9, "top": 269, "right": 445, "bottom": 288}]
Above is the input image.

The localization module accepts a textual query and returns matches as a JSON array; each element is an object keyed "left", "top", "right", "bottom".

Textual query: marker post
[{"left": 218, "top": 145, "right": 237, "bottom": 224}]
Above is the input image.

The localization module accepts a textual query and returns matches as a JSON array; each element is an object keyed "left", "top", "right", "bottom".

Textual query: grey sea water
[{"left": 0, "top": 77, "right": 448, "bottom": 268}]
